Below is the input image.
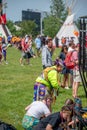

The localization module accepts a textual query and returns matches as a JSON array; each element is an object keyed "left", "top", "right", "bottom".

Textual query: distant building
[{"left": 22, "top": 9, "right": 41, "bottom": 33}]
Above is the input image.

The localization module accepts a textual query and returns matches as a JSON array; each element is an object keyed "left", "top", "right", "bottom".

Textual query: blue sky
[
  {"left": 3, "top": 0, "right": 87, "bottom": 22},
  {"left": 5, "top": 0, "right": 50, "bottom": 22}
]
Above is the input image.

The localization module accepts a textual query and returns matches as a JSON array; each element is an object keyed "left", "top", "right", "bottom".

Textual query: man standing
[
  {"left": 42, "top": 38, "right": 53, "bottom": 69},
  {"left": 35, "top": 35, "right": 41, "bottom": 57}
]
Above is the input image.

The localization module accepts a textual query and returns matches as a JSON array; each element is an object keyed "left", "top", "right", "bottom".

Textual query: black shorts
[
  {"left": 27, "top": 52, "right": 32, "bottom": 58},
  {"left": 62, "top": 67, "right": 69, "bottom": 74},
  {"left": 33, "top": 123, "right": 45, "bottom": 130}
]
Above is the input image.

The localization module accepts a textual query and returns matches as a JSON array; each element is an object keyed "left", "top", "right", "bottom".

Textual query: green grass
[{"left": 0, "top": 46, "right": 87, "bottom": 129}]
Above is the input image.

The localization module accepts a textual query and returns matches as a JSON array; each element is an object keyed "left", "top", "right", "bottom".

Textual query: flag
[{"left": 1, "top": 14, "right": 7, "bottom": 24}]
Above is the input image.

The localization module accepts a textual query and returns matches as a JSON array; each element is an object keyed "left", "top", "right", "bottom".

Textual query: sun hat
[{"left": 54, "top": 58, "right": 64, "bottom": 67}]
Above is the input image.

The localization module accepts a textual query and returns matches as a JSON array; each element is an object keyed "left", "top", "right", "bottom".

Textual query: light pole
[
  {"left": 35, "top": 9, "right": 47, "bottom": 35},
  {"left": 40, "top": 11, "right": 43, "bottom": 35},
  {"left": 40, "top": 11, "right": 47, "bottom": 35}
]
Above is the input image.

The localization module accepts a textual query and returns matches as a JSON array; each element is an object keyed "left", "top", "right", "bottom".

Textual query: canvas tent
[
  {"left": 55, "top": 13, "right": 79, "bottom": 46},
  {"left": 0, "top": 0, "right": 11, "bottom": 42},
  {"left": 0, "top": 24, "right": 11, "bottom": 42}
]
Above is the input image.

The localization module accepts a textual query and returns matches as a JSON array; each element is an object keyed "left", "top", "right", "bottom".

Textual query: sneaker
[
  {"left": 6, "top": 61, "right": 8, "bottom": 64},
  {"left": 29, "top": 64, "right": 32, "bottom": 66},
  {"left": 65, "top": 86, "right": 70, "bottom": 89},
  {"left": 21, "top": 64, "right": 24, "bottom": 66}
]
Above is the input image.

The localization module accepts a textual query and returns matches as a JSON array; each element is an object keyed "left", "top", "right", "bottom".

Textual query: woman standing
[
  {"left": 59, "top": 45, "right": 70, "bottom": 89},
  {"left": 71, "top": 44, "right": 81, "bottom": 98}
]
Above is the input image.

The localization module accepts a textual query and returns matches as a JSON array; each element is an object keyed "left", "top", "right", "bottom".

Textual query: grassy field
[{"left": 0, "top": 46, "right": 87, "bottom": 130}]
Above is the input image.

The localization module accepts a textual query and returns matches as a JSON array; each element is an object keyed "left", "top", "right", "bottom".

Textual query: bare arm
[
  {"left": 25, "top": 104, "right": 32, "bottom": 111},
  {"left": 68, "top": 118, "right": 79, "bottom": 126},
  {"left": 45, "top": 113, "right": 51, "bottom": 117}
]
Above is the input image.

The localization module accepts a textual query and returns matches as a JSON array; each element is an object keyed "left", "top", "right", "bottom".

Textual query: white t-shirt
[
  {"left": 68, "top": 47, "right": 74, "bottom": 52},
  {"left": 26, "top": 101, "right": 50, "bottom": 119}
]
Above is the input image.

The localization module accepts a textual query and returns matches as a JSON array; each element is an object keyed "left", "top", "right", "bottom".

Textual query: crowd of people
[
  {"left": 22, "top": 96, "right": 83, "bottom": 130},
  {"left": 0, "top": 34, "right": 83, "bottom": 130},
  {"left": 20, "top": 35, "right": 82, "bottom": 129}
]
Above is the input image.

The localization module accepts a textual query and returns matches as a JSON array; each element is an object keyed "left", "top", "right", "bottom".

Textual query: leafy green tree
[
  {"left": 6, "top": 20, "right": 37, "bottom": 37},
  {"left": 43, "top": 0, "right": 68, "bottom": 37},
  {"left": 6, "top": 20, "right": 22, "bottom": 36},
  {"left": 50, "top": 0, "right": 67, "bottom": 19},
  {"left": 19, "top": 20, "right": 37, "bottom": 37},
  {"left": 43, "top": 15, "right": 61, "bottom": 38},
  {"left": 6, "top": 20, "right": 16, "bottom": 35}
]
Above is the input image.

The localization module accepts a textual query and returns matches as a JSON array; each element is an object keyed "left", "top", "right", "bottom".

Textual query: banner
[{"left": 0, "top": 13, "right": 7, "bottom": 24}]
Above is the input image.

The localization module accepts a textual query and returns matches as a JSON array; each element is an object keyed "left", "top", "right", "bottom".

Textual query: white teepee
[
  {"left": 0, "top": 0, "right": 11, "bottom": 42},
  {"left": 56, "top": 13, "right": 79, "bottom": 46},
  {"left": 0, "top": 24, "right": 11, "bottom": 42}
]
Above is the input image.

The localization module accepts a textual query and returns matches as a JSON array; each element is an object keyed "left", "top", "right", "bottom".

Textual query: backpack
[
  {"left": 64, "top": 51, "right": 75, "bottom": 69},
  {"left": 43, "top": 67, "right": 59, "bottom": 102},
  {"left": 43, "top": 67, "right": 57, "bottom": 81},
  {"left": 0, "top": 121, "right": 16, "bottom": 130},
  {"left": 74, "top": 98, "right": 82, "bottom": 115}
]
